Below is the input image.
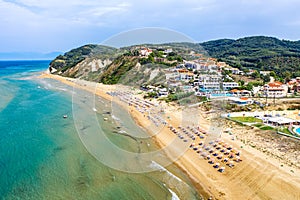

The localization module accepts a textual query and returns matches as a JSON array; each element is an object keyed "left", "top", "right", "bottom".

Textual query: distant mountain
[
  {"left": 0, "top": 51, "right": 62, "bottom": 60},
  {"left": 200, "top": 36, "right": 300, "bottom": 77}
]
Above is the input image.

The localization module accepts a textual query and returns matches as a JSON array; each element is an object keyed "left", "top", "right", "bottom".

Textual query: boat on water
[{"left": 63, "top": 115, "right": 68, "bottom": 118}]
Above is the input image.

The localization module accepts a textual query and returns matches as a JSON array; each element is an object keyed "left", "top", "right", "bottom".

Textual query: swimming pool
[
  {"left": 296, "top": 127, "right": 300, "bottom": 135},
  {"left": 210, "top": 93, "right": 233, "bottom": 97}
]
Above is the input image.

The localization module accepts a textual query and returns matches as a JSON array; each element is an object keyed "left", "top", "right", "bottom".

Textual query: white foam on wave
[
  {"left": 41, "top": 81, "right": 68, "bottom": 92},
  {"left": 98, "top": 98, "right": 105, "bottom": 104},
  {"left": 118, "top": 130, "right": 127, "bottom": 134},
  {"left": 112, "top": 115, "right": 120, "bottom": 121},
  {"left": 149, "top": 161, "right": 183, "bottom": 183},
  {"left": 168, "top": 188, "right": 180, "bottom": 200}
]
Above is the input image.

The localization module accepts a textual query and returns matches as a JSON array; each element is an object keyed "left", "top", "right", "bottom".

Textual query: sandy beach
[{"left": 39, "top": 73, "right": 300, "bottom": 200}]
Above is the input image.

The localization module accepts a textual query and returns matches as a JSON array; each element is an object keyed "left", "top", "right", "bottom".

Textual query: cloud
[{"left": 0, "top": 0, "right": 300, "bottom": 52}]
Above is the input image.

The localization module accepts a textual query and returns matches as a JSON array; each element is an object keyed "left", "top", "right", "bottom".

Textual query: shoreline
[{"left": 39, "top": 73, "right": 300, "bottom": 200}]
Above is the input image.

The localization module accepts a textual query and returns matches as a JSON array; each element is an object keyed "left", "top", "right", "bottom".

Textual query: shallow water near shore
[{"left": 0, "top": 61, "right": 202, "bottom": 199}]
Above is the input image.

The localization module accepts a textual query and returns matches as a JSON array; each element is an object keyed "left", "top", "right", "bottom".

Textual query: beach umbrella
[
  {"left": 196, "top": 149, "right": 202, "bottom": 153},
  {"left": 214, "top": 163, "right": 220, "bottom": 168},
  {"left": 201, "top": 152, "right": 207, "bottom": 157},
  {"left": 219, "top": 166, "right": 225, "bottom": 172}
]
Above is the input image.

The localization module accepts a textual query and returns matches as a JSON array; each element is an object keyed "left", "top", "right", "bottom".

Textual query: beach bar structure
[{"left": 265, "top": 117, "right": 298, "bottom": 126}]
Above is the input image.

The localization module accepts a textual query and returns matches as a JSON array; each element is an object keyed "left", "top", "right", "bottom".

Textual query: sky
[{"left": 1, "top": 0, "right": 300, "bottom": 55}]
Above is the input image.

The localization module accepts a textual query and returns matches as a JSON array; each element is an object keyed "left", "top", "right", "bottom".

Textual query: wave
[
  {"left": 112, "top": 115, "right": 120, "bottom": 121},
  {"left": 118, "top": 130, "right": 127, "bottom": 134},
  {"left": 149, "top": 161, "right": 183, "bottom": 183},
  {"left": 168, "top": 188, "right": 180, "bottom": 200},
  {"left": 37, "top": 79, "right": 69, "bottom": 92}
]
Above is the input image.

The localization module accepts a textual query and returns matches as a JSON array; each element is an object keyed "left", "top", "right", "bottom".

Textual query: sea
[{"left": 0, "top": 60, "right": 202, "bottom": 200}]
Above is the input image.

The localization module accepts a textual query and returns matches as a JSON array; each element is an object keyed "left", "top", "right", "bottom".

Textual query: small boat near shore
[{"left": 63, "top": 115, "right": 68, "bottom": 119}]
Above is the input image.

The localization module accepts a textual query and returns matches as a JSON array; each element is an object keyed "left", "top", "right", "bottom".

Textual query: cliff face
[
  {"left": 49, "top": 42, "right": 201, "bottom": 85},
  {"left": 49, "top": 44, "right": 118, "bottom": 76}
]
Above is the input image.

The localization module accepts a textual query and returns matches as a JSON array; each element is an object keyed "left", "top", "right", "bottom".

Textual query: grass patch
[
  {"left": 277, "top": 127, "right": 292, "bottom": 135},
  {"left": 260, "top": 126, "right": 275, "bottom": 130},
  {"left": 253, "top": 123, "right": 264, "bottom": 128},
  {"left": 230, "top": 116, "right": 262, "bottom": 123}
]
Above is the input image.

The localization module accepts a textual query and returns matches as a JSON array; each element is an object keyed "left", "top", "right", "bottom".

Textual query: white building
[
  {"left": 262, "top": 82, "right": 288, "bottom": 98},
  {"left": 260, "top": 71, "right": 271, "bottom": 76},
  {"left": 222, "top": 82, "right": 239, "bottom": 90},
  {"left": 158, "top": 88, "right": 168, "bottom": 97},
  {"left": 198, "top": 82, "right": 221, "bottom": 91},
  {"left": 196, "top": 74, "right": 222, "bottom": 91}
]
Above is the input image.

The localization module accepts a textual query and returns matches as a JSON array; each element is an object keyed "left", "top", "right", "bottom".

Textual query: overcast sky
[{"left": 1, "top": 0, "right": 300, "bottom": 53}]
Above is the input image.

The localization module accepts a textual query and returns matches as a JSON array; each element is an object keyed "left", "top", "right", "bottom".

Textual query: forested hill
[{"left": 200, "top": 36, "right": 300, "bottom": 78}]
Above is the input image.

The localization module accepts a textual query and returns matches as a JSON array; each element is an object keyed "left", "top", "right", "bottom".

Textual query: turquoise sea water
[{"left": 0, "top": 61, "right": 202, "bottom": 200}]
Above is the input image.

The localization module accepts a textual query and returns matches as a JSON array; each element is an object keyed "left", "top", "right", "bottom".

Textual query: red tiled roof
[{"left": 268, "top": 82, "right": 283, "bottom": 87}]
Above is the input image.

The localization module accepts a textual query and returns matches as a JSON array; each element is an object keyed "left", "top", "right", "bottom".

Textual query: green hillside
[
  {"left": 200, "top": 36, "right": 300, "bottom": 78},
  {"left": 49, "top": 44, "right": 117, "bottom": 73},
  {"left": 49, "top": 36, "right": 300, "bottom": 85},
  {"left": 49, "top": 42, "right": 203, "bottom": 84}
]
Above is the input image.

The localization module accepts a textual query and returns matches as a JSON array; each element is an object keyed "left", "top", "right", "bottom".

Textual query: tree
[
  {"left": 251, "top": 70, "right": 260, "bottom": 79},
  {"left": 246, "top": 82, "right": 253, "bottom": 91},
  {"left": 262, "top": 74, "right": 270, "bottom": 83},
  {"left": 239, "top": 80, "right": 245, "bottom": 86},
  {"left": 269, "top": 71, "right": 276, "bottom": 78},
  {"left": 282, "top": 71, "right": 291, "bottom": 82}
]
